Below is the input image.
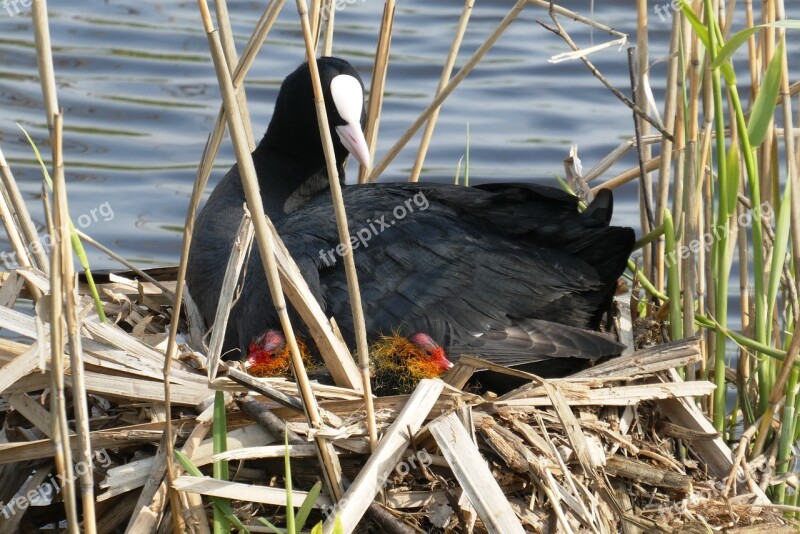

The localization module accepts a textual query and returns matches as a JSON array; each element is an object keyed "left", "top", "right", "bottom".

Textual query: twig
[{"left": 538, "top": 2, "right": 672, "bottom": 142}]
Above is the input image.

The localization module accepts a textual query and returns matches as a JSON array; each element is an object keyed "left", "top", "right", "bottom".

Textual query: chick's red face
[
  {"left": 408, "top": 332, "right": 453, "bottom": 376},
  {"left": 245, "top": 331, "right": 289, "bottom": 377}
]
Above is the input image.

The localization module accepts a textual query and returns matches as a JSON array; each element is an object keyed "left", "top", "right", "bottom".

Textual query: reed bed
[{"left": 0, "top": 0, "right": 799, "bottom": 532}]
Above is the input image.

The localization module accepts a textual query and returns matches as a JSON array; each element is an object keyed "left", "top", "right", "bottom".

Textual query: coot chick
[{"left": 186, "top": 56, "right": 635, "bottom": 381}]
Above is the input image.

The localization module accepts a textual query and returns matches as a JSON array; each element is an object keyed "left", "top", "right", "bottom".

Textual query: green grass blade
[
  {"left": 213, "top": 391, "right": 230, "bottom": 534},
  {"left": 18, "top": 124, "right": 107, "bottom": 322},
  {"left": 454, "top": 155, "right": 463, "bottom": 185},
  {"left": 663, "top": 211, "right": 682, "bottom": 341},
  {"left": 680, "top": 3, "right": 709, "bottom": 50},
  {"left": 712, "top": 21, "right": 800, "bottom": 69},
  {"left": 257, "top": 517, "right": 285, "bottom": 534},
  {"left": 766, "top": 179, "right": 792, "bottom": 331},
  {"left": 174, "top": 451, "right": 248, "bottom": 533},
  {"left": 748, "top": 39, "right": 785, "bottom": 148},
  {"left": 295, "top": 481, "right": 322, "bottom": 532},
  {"left": 284, "top": 429, "right": 294, "bottom": 533}
]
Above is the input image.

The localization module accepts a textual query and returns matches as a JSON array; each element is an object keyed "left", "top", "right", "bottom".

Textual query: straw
[
  {"left": 293, "top": 0, "right": 379, "bottom": 449},
  {"left": 358, "top": 0, "right": 395, "bottom": 184},
  {"left": 366, "top": 0, "right": 529, "bottom": 182},
  {"left": 197, "top": 0, "right": 346, "bottom": 500}
]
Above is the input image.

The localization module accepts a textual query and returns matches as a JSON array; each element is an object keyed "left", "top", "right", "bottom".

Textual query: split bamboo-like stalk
[
  {"left": 206, "top": 212, "right": 254, "bottom": 379},
  {"left": 408, "top": 0, "right": 474, "bottom": 183},
  {"left": 366, "top": 0, "right": 529, "bottom": 182},
  {"left": 358, "top": 0, "right": 395, "bottom": 184},
  {"left": 294, "top": 0, "right": 378, "bottom": 448},
  {"left": 31, "top": 0, "right": 57, "bottom": 130}
]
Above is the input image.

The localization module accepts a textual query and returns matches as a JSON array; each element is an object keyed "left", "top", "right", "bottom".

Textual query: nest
[{"left": 0, "top": 269, "right": 793, "bottom": 533}]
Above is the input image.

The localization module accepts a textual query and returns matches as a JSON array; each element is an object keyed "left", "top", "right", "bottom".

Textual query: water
[{"left": 0, "top": 0, "right": 663, "bottom": 270}]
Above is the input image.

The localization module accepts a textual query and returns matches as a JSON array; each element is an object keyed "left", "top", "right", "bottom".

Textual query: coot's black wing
[{"left": 235, "top": 182, "right": 633, "bottom": 363}]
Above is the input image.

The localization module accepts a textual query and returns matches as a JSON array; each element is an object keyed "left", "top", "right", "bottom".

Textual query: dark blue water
[{"left": 0, "top": 0, "right": 662, "bottom": 268}]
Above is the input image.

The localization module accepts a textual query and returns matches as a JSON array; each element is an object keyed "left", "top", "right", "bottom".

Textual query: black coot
[{"left": 186, "top": 56, "right": 635, "bottom": 377}]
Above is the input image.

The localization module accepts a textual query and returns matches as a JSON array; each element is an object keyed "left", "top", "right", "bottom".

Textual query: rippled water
[{"left": 0, "top": 0, "right": 727, "bottom": 269}]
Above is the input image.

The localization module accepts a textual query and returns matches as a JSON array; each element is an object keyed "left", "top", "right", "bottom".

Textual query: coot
[{"left": 186, "top": 57, "right": 635, "bottom": 378}]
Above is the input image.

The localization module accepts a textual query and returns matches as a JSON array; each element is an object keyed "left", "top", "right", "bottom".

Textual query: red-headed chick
[
  {"left": 370, "top": 332, "right": 453, "bottom": 394},
  {"left": 245, "top": 330, "right": 312, "bottom": 378}
]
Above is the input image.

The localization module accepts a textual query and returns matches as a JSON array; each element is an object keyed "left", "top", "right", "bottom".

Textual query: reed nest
[{"left": 0, "top": 272, "right": 790, "bottom": 532}]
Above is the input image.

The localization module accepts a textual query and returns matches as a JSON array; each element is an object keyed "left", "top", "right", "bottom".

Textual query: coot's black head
[{"left": 258, "top": 56, "right": 369, "bottom": 172}]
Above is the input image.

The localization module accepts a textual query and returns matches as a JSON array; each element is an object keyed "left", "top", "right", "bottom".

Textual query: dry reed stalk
[
  {"left": 322, "top": 0, "right": 334, "bottom": 56},
  {"left": 309, "top": 0, "right": 321, "bottom": 47},
  {"left": 323, "top": 379, "right": 445, "bottom": 533},
  {"left": 193, "top": 0, "right": 284, "bottom": 209},
  {"left": 589, "top": 154, "right": 664, "bottom": 194},
  {"left": 430, "top": 412, "right": 526, "bottom": 533},
  {"left": 366, "top": 0, "right": 528, "bottom": 182},
  {"left": 0, "top": 147, "right": 48, "bottom": 273},
  {"left": 408, "top": 0, "right": 473, "bottom": 183},
  {"left": 215, "top": 0, "right": 255, "bottom": 150},
  {"left": 0, "top": 174, "right": 34, "bottom": 273},
  {"left": 197, "top": 0, "right": 346, "bottom": 501},
  {"left": 49, "top": 112, "right": 80, "bottom": 533},
  {"left": 751, "top": 309, "right": 800, "bottom": 457},
  {"left": 31, "top": 0, "right": 57, "bottom": 129},
  {"left": 358, "top": 0, "right": 395, "bottom": 184},
  {"left": 658, "top": 12, "right": 681, "bottom": 297},
  {"left": 166, "top": 0, "right": 361, "bottom": 390},
  {"left": 635, "top": 0, "right": 655, "bottom": 288},
  {"left": 293, "top": 0, "right": 378, "bottom": 448},
  {"left": 51, "top": 113, "right": 98, "bottom": 528},
  {"left": 540, "top": 5, "right": 672, "bottom": 142}
]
